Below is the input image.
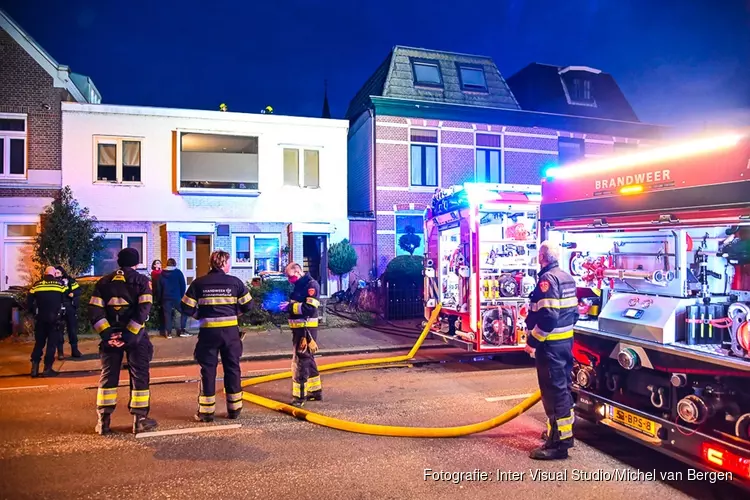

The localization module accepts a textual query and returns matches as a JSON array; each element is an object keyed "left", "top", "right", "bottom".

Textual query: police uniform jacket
[
  {"left": 288, "top": 273, "right": 320, "bottom": 329},
  {"left": 526, "top": 262, "right": 579, "bottom": 348},
  {"left": 88, "top": 268, "right": 153, "bottom": 343},
  {"left": 28, "top": 275, "right": 66, "bottom": 323},
  {"left": 61, "top": 276, "right": 81, "bottom": 308},
  {"left": 180, "top": 269, "right": 252, "bottom": 331}
]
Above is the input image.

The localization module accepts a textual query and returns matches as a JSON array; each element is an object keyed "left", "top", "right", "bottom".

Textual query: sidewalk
[{"left": 0, "top": 321, "right": 442, "bottom": 377}]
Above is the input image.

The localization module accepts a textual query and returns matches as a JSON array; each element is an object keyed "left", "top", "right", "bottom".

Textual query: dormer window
[
  {"left": 457, "top": 63, "right": 488, "bottom": 92},
  {"left": 411, "top": 59, "right": 443, "bottom": 88},
  {"left": 559, "top": 66, "right": 599, "bottom": 108}
]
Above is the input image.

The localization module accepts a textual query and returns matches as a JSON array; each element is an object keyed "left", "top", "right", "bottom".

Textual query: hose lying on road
[{"left": 240, "top": 303, "right": 542, "bottom": 437}]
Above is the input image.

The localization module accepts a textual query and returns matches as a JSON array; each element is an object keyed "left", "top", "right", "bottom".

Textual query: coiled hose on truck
[{"left": 240, "top": 304, "right": 542, "bottom": 437}]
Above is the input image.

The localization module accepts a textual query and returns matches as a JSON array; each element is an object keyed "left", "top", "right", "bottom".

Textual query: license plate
[{"left": 608, "top": 405, "right": 658, "bottom": 438}]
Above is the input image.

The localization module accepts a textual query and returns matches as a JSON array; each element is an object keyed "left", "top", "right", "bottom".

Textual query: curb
[{"left": 1, "top": 342, "right": 445, "bottom": 377}]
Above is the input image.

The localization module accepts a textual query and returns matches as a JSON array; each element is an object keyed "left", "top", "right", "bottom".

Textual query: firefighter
[
  {"left": 280, "top": 262, "right": 322, "bottom": 407},
  {"left": 28, "top": 266, "right": 66, "bottom": 377},
  {"left": 181, "top": 250, "right": 252, "bottom": 422},
  {"left": 524, "top": 241, "right": 579, "bottom": 460},
  {"left": 55, "top": 266, "right": 82, "bottom": 359},
  {"left": 88, "top": 248, "right": 156, "bottom": 435}
]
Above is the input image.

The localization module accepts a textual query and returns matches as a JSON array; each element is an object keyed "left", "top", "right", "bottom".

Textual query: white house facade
[{"left": 61, "top": 102, "right": 349, "bottom": 294}]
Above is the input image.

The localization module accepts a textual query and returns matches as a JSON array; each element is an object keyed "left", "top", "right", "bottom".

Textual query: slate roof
[
  {"left": 505, "top": 63, "right": 639, "bottom": 122},
  {"left": 345, "top": 46, "right": 519, "bottom": 119}
]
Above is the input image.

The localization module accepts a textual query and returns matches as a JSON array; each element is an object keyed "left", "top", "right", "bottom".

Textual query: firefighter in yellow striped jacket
[
  {"left": 181, "top": 250, "right": 252, "bottom": 422},
  {"left": 281, "top": 262, "right": 322, "bottom": 407},
  {"left": 524, "top": 241, "right": 579, "bottom": 460},
  {"left": 88, "top": 248, "right": 156, "bottom": 435}
]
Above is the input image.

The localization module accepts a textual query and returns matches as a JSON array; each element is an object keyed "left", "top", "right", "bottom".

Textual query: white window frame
[
  {"left": 88, "top": 232, "right": 148, "bottom": 275},
  {"left": 408, "top": 127, "right": 441, "bottom": 190},
  {"left": 176, "top": 128, "right": 262, "bottom": 196},
  {"left": 0, "top": 113, "right": 28, "bottom": 180},
  {"left": 92, "top": 135, "right": 144, "bottom": 185},
  {"left": 474, "top": 132, "right": 503, "bottom": 183},
  {"left": 4, "top": 222, "right": 38, "bottom": 240},
  {"left": 394, "top": 211, "right": 427, "bottom": 257},
  {"left": 231, "top": 233, "right": 282, "bottom": 272},
  {"left": 281, "top": 145, "right": 322, "bottom": 189}
]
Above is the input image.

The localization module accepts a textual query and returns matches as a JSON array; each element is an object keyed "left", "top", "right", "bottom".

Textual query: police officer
[
  {"left": 88, "top": 248, "right": 156, "bottom": 435},
  {"left": 55, "top": 266, "right": 82, "bottom": 359},
  {"left": 281, "top": 262, "right": 322, "bottom": 407},
  {"left": 181, "top": 250, "right": 252, "bottom": 422},
  {"left": 524, "top": 241, "right": 579, "bottom": 460},
  {"left": 28, "top": 266, "right": 66, "bottom": 377}
]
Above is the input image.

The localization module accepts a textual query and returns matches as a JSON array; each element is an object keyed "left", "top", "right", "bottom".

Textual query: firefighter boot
[
  {"left": 194, "top": 413, "right": 214, "bottom": 423},
  {"left": 530, "top": 445, "right": 569, "bottom": 460},
  {"left": 95, "top": 414, "right": 112, "bottom": 435},
  {"left": 41, "top": 366, "right": 59, "bottom": 377},
  {"left": 291, "top": 397, "right": 306, "bottom": 407},
  {"left": 30, "top": 362, "right": 40, "bottom": 378},
  {"left": 227, "top": 410, "right": 242, "bottom": 420},
  {"left": 306, "top": 390, "right": 323, "bottom": 401},
  {"left": 71, "top": 346, "right": 83, "bottom": 358},
  {"left": 133, "top": 415, "right": 158, "bottom": 434}
]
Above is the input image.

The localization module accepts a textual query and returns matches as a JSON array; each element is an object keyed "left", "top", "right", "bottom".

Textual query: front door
[
  {"left": 181, "top": 235, "right": 197, "bottom": 285},
  {"left": 3, "top": 241, "right": 34, "bottom": 290}
]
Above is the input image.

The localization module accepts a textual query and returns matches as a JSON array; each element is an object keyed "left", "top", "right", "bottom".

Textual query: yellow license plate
[{"left": 609, "top": 406, "right": 658, "bottom": 438}]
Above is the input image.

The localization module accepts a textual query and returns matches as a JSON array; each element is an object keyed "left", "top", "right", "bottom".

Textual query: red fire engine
[
  {"left": 540, "top": 131, "right": 750, "bottom": 488},
  {"left": 424, "top": 183, "right": 541, "bottom": 353}
]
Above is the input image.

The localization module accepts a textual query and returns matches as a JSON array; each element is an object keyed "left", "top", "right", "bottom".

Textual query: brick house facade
[
  {"left": 0, "top": 8, "right": 99, "bottom": 289},
  {"left": 346, "top": 48, "right": 667, "bottom": 276}
]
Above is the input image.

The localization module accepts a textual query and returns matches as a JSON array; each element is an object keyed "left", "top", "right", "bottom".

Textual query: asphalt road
[{"left": 0, "top": 356, "right": 745, "bottom": 500}]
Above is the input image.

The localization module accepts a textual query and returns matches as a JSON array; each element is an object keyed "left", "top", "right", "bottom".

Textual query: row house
[
  {"left": 345, "top": 46, "right": 669, "bottom": 276},
  {"left": 61, "top": 103, "right": 349, "bottom": 295},
  {"left": 0, "top": 8, "right": 100, "bottom": 290}
]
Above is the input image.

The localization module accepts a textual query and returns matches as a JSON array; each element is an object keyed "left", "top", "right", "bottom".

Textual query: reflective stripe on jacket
[{"left": 525, "top": 262, "right": 579, "bottom": 347}]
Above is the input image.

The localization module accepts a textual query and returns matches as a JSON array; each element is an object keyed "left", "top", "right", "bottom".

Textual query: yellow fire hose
[{"left": 240, "top": 303, "right": 542, "bottom": 437}]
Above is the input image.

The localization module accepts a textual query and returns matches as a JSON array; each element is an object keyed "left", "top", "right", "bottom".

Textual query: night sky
[{"left": 4, "top": 0, "right": 750, "bottom": 129}]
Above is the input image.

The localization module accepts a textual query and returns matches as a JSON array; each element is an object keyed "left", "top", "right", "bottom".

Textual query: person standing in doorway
[
  {"left": 55, "top": 266, "right": 82, "bottom": 359},
  {"left": 158, "top": 258, "right": 190, "bottom": 338}
]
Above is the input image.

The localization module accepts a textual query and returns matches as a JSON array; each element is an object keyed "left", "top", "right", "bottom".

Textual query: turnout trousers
[
  {"left": 535, "top": 337, "right": 575, "bottom": 448},
  {"left": 97, "top": 334, "right": 153, "bottom": 417},
  {"left": 194, "top": 328, "right": 243, "bottom": 416},
  {"left": 292, "top": 327, "right": 321, "bottom": 399},
  {"left": 31, "top": 320, "right": 60, "bottom": 369}
]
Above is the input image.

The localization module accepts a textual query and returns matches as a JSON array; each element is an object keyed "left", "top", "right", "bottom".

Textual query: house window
[
  {"left": 0, "top": 114, "right": 26, "bottom": 179},
  {"left": 410, "top": 128, "right": 438, "bottom": 187},
  {"left": 180, "top": 132, "right": 259, "bottom": 191},
  {"left": 94, "top": 137, "right": 142, "bottom": 183},
  {"left": 92, "top": 233, "right": 146, "bottom": 276},
  {"left": 283, "top": 148, "right": 320, "bottom": 188},
  {"left": 558, "top": 138, "right": 585, "bottom": 165},
  {"left": 458, "top": 64, "right": 488, "bottom": 92},
  {"left": 572, "top": 79, "right": 592, "bottom": 102},
  {"left": 395, "top": 213, "right": 426, "bottom": 257},
  {"left": 475, "top": 133, "right": 502, "bottom": 183},
  {"left": 614, "top": 142, "right": 638, "bottom": 155},
  {"left": 6, "top": 224, "right": 37, "bottom": 238},
  {"left": 232, "top": 234, "right": 281, "bottom": 273},
  {"left": 411, "top": 59, "right": 443, "bottom": 88}
]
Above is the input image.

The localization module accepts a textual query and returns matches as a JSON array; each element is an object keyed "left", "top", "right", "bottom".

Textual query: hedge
[
  {"left": 12, "top": 277, "right": 296, "bottom": 337},
  {"left": 382, "top": 255, "right": 424, "bottom": 285}
]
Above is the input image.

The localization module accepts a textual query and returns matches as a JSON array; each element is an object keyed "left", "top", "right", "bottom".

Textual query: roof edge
[{"left": 393, "top": 45, "right": 494, "bottom": 61}]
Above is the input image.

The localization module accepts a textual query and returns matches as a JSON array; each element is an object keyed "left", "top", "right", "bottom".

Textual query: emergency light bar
[{"left": 544, "top": 133, "right": 745, "bottom": 180}]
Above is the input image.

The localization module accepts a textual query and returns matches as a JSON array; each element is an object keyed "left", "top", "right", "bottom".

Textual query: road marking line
[
  {"left": 0, "top": 385, "right": 49, "bottom": 391},
  {"left": 135, "top": 424, "right": 242, "bottom": 439},
  {"left": 485, "top": 393, "right": 534, "bottom": 402},
  {"left": 152, "top": 376, "right": 186, "bottom": 381}
]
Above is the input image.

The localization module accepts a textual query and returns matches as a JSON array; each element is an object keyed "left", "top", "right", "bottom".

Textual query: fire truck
[
  {"left": 424, "top": 183, "right": 541, "bottom": 353},
  {"left": 540, "top": 131, "right": 750, "bottom": 486}
]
